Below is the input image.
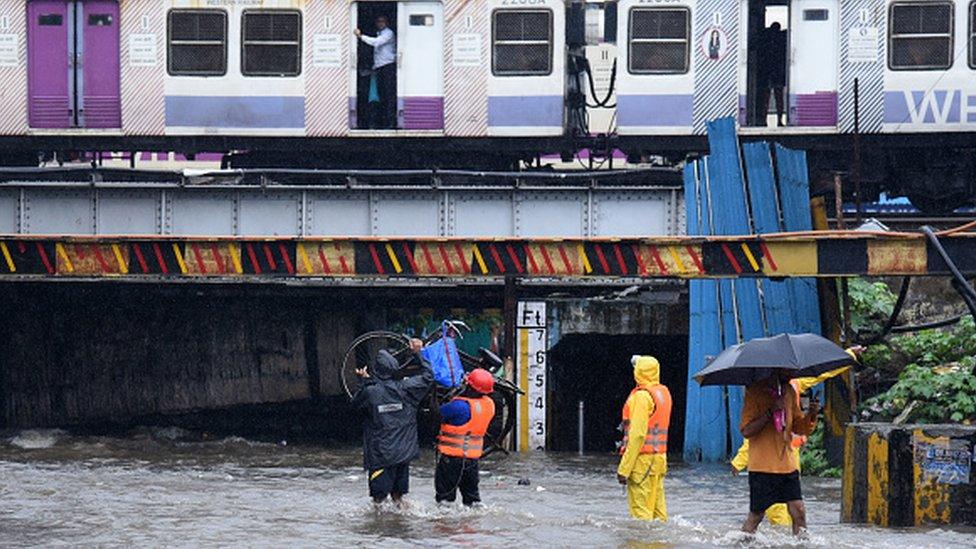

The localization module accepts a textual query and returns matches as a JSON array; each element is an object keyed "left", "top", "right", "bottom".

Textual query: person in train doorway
[
  {"left": 730, "top": 346, "right": 863, "bottom": 527},
  {"left": 354, "top": 15, "right": 397, "bottom": 129},
  {"left": 352, "top": 338, "right": 433, "bottom": 506},
  {"left": 616, "top": 355, "right": 671, "bottom": 521},
  {"left": 758, "top": 22, "right": 788, "bottom": 127},
  {"left": 434, "top": 368, "right": 496, "bottom": 506}
]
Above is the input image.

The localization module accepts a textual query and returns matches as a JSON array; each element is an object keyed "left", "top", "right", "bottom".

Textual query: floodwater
[{"left": 1, "top": 429, "right": 973, "bottom": 548}]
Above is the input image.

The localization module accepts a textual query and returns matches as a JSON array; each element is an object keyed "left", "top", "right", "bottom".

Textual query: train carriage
[{"left": 0, "top": 0, "right": 974, "bottom": 207}]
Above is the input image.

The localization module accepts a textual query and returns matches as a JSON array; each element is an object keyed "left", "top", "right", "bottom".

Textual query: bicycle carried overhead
[{"left": 342, "top": 320, "right": 522, "bottom": 458}]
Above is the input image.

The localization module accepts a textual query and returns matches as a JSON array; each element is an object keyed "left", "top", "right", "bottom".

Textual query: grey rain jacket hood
[{"left": 351, "top": 348, "right": 434, "bottom": 470}]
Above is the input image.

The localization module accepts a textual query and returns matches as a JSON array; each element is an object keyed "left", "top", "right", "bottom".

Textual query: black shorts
[
  {"left": 748, "top": 471, "right": 802, "bottom": 513},
  {"left": 368, "top": 461, "right": 410, "bottom": 500}
]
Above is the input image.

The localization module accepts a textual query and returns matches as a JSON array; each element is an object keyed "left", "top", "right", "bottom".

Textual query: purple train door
[
  {"left": 81, "top": 1, "right": 121, "bottom": 128},
  {"left": 27, "top": 1, "right": 71, "bottom": 128}
]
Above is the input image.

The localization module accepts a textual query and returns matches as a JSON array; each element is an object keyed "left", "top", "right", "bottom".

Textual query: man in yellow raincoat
[
  {"left": 731, "top": 349, "right": 859, "bottom": 526},
  {"left": 617, "top": 355, "right": 672, "bottom": 521}
]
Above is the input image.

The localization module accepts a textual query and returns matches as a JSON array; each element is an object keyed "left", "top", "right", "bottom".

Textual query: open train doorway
[
  {"left": 353, "top": 2, "right": 397, "bottom": 129},
  {"left": 352, "top": 1, "right": 445, "bottom": 131},
  {"left": 742, "top": 0, "right": 789, "bottom": 127},
  {"left": 548, "top": 334, "right": 688, "bottom": 456}
]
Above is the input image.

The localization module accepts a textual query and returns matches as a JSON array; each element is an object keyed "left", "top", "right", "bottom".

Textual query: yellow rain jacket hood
[
  {"left": 618, "top": 355, "right": 668, "bottom": 521},
  {"left": 633, "top": 355, "right": 660, "bottom": 388}
]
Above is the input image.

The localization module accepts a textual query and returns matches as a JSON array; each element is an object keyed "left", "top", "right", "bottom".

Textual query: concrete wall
[
  {"left": 0, "top": 283, "right": 504, "bottom": 430},
  {"left": 0, "top": 285, "right": 314, "bottom": 427},
  {"left": 842, "top": 422, "right": 976, "bottom": 527}
]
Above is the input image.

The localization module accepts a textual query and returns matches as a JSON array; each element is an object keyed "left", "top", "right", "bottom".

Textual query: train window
[
  {"left": 242, "top": 10, "right": 302, "bottom": 77},
  {"left": 970, "top": 2, "right": 976, "bottom": 68},
  {"left": 168, "top": 10, "right": 227, "bottom": 76},
  {"left": 38, "top": 14, "right": 63, "bottom": 26},
  {"left": 803, "top": 9, "right": 829, "bottom": 21},
  {"left": 492, "top": 10, "right": 553, "bottom": 76},
  {"left": 889, "top": 1, "right": 954, "bottom": 70},
  {"left": 628, "top": 8, "right": 690, "bottom": 74}
]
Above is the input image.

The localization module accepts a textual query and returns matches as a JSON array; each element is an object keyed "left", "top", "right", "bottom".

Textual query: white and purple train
[{"left": 1, "top": 0, "right": 975, "bottom": 207}]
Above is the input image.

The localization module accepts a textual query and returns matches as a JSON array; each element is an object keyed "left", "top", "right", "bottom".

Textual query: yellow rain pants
[{"left": 626, "top": 453, "right": 667, "bottom": 521}]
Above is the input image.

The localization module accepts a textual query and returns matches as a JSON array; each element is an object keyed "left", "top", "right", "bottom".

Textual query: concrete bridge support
[{"left": 842, "top": 422, "right": 976, "bottom": 527}]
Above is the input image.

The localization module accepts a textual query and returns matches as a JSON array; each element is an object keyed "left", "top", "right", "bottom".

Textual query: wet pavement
[{"left": 1, "top": 428, "right": 974, "bottom": 547}]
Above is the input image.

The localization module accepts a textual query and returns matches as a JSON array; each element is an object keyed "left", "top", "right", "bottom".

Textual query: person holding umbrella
[
  {"left": 738, "top": 368, "right": 819, "bottom": 535},
  {"left": 730, "top": 346, "right": 863, "bottom": 528},
  {"left": 694, "top": 333, "right": 856, "bottom": 537}
]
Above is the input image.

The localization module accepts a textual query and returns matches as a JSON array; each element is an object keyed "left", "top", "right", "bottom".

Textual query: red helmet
[{"left": 467, "top": 368, "right": 494, "bottom": 394}]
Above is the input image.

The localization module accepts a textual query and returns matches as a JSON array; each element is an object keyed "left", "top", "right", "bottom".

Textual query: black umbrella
[{"left": 694, "top": 333, "right": 854, "bottom": 387}]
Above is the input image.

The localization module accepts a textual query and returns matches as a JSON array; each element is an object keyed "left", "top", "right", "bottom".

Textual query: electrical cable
[
  {"left": 936, "top": 219, "right": 976, "bottom": 236},
  {"left": 890, "top": 314, "right": 965, "bottom": 333},
  {"left": 583, "top": 57, "right": 617, "bottom": 108},
  {"left": 922, "top": 225, "right": 976, "bottom": 319},
  {"left": 863, "top": 276, "right": 911, "bottom": 345}
]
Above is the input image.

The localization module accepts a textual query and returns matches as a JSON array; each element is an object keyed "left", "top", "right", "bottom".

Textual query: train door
[
  {"left": 27, "top": 1, "right": 70, "bottom": 128},
  {"left": 27, "top": 0, "right": 121, "bottom": 129},
  {"left": 741, "top": 0, "right": 789, "bottom": 127},
  {"left": 80, "top": 1, "right": 121, "bottom": 128},
  {"left": 788, "top": 0, "right": 838, "bottom": 126},
  {"left": 397, "top": 2, "right": 444, "bottom": 130}
]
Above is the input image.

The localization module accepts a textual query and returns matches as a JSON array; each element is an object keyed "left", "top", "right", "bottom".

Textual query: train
[{"left": 1, "top": 0, "right": 975, "bottom": 210}]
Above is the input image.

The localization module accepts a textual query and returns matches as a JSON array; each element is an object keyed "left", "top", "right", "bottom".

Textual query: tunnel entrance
[{"left": 548, "top": 334, "right": 687, "bottom": 456}]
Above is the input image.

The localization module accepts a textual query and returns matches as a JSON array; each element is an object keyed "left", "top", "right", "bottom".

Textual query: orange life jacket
[
  {"left": 437, "top": 396, "right": 496, "bottom": 459},
  {"left": 620, "top": 385, "right": 672, "bottom": 454}
]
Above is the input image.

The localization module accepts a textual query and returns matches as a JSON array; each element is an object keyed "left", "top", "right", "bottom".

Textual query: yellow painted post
[
  {"left": 518, "top": 328, "right": 530, "bottom": 453},
  {"left": 866, "top": 432, "right": 889, "bottom": 526},
  {"left": 842, "top": 424, "right": 855, "bottom": 522}
]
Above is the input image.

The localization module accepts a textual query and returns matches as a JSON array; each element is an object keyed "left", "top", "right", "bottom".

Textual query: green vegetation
[
  {"left": 800, "top": 423, "right": 841, "bottom": 477},
  {"left": 850, "top": 279, "right": 976, "bottom": 424}
]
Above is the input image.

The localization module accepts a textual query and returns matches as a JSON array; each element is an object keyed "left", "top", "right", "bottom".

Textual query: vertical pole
[
  {"left": 578, "top": 400, "right": 585, "bottom": 455},
  {"left": 853, "top": 78, "right": 863, "bottom": 224},
  {"left": 503, "top": 275, "right": 518, "bottom": 451},
  {"left": 834, "top": 173, "right": 852, "bottom": 345}
]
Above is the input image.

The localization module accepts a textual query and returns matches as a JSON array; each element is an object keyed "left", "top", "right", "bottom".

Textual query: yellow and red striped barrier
[{"left": 0, "top": 232, "right": 973, "bottom": 280}]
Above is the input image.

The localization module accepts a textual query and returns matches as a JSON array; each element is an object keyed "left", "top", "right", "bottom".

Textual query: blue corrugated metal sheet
[
  {"left": 775, "top": 144, "right": 823, "bottom": 336},
  {"left": 705, "top": 118, "right": 764, "bottom": 453},
  {"left": 683, "top": 120, "right": 823, "bottom": 462},
  {"left": 743, "top": 142, "right": 795, "bottom": 335},
  {"left": 683, "top": 160, "right": 728, "bottom": 462}
]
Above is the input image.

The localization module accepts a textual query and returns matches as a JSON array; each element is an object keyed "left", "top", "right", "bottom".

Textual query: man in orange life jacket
[
  {"left": 616, "top": 355, "right": 672, "bottom": 521},
  {"left": 434, "top": 368, "right": 496, "bottom": 506}
]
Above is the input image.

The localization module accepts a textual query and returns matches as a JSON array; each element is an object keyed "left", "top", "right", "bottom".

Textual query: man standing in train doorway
[
  {"left": 355, "top": 16, "right": 397, "bottom": 129},
  {"left": 616, "top": 355, "right": 671, "bottom": 521}
]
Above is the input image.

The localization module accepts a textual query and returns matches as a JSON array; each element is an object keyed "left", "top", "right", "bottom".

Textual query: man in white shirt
[{"left": 354, "top": 16, "right": 397, "bottom": 129}]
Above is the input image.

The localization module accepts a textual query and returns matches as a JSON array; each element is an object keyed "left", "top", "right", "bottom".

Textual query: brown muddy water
[{"left": 1, "top": 428, "right": 973, "bottom": 547}]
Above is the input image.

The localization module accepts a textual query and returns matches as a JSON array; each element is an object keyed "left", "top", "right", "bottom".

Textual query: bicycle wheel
[
  {"left": 482, "top": 380, "right": 518, "bottom": 458},
  {"left": 341, "top": 331, "right": 410, "bottom": 399}
]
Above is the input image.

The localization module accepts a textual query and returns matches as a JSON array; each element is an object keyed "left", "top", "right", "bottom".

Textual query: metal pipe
[
  {"left": 0, "top": 181, "right": 682, "bottom": 192},
  {"left": 0, "top": 165, "right": 679, "bottom": 180},
  {"left": 578, "top": 400, "right": 585, "bottom": 455}
]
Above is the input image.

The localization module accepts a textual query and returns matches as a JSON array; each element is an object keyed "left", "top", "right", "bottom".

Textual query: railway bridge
[{"left": 1, "top": 166, "right": 974, "bottom": 455}]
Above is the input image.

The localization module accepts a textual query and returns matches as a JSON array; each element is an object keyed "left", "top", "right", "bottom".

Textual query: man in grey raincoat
[{"left": 352, "top": 338, "right": 433, "bottom": 504}]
